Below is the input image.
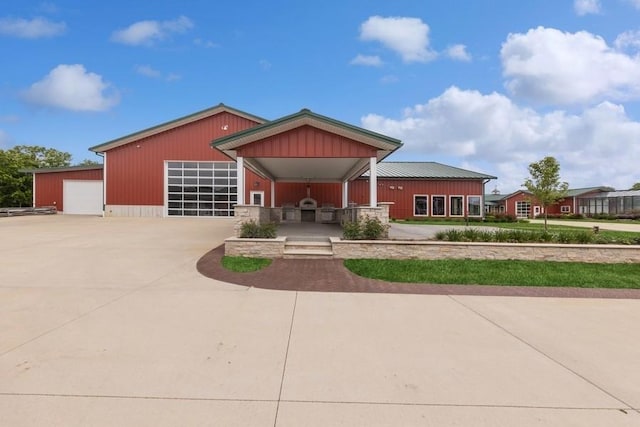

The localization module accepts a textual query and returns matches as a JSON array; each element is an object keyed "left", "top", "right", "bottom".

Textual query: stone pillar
[{"left": 233, "top": 204, "right": 262, "bottom": 237}]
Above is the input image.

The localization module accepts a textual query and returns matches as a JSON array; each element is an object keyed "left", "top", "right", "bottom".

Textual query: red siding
[
  {"left": 106, "top": 112, "right": 260, "bottom": 205},
  {"left": 34, "top": 169, "right": 103, "bottom": 212},
  {"left": 237, "top": 125, "right": 376, "bottom": 158},
  {"left": 349, "top": 179, "right": 486, "bottom": 220},
  {"left": 275, "top": 182, "right": 342, "bottom": 207},
  {"left": 245, "top": 169, "right": 272, "bottom": 206}
]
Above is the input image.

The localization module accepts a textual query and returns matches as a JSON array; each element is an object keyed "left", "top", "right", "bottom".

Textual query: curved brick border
[{"left": 196, "top": 245, "right": 640, "bottom": 299}]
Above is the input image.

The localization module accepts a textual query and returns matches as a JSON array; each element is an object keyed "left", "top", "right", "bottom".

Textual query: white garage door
[{"left": 63, "top": 180, "right": 103, "bottom": 215}]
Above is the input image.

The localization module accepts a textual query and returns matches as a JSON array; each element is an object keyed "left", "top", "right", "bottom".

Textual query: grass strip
[
  {"left": 344, "top": 258, "right": 640, "bottom": 289},
  {"left": 222, "top": 256, "right": 272, "bottom": 272}
]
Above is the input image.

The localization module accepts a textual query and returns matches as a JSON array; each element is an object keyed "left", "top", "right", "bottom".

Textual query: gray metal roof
[
  {"left": 362, "top": 162, "right": 496, "bottom": 180},
  {"left": 20, "top": 164, "right": 103, "bottom": 174},
  {"left": 565, "top": 186, "right": 614, "bottom": 197}
]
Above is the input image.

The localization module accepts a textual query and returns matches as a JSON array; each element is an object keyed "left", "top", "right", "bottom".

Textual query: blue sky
[{"left": 1, "top": 0, "right": 640, "bottom": 192}]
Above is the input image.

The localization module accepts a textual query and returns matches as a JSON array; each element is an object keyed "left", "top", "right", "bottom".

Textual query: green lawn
[
  {"left": 344, "top": 258, "right": 640, "bottom": 289},
  {"left": 221, "top": 256, "right": 272, "bottom": 272}
]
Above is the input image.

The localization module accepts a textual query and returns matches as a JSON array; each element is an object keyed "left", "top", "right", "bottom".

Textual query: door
[
  {"left": 63, "top": 180, "right": 103, "bottom": 215},
  {"left": 250, "top": 191, "right": 264, "bottom": 207}
]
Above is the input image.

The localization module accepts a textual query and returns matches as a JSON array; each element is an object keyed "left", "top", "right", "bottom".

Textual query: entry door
[
  {"left": 533, "top": 206, "right": 541, "bottom": 217},
  {"left": 250, "top": 191, "right": 264, "bottom": 207}
]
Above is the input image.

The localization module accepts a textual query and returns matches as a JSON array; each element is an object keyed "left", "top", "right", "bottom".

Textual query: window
[
  {"left": 516, "top": 201, "right": 531, "bottom": 218},
  {"left": 561, "top": 205, "right": 570, "bottom": 213},
  {"left": 167, "top": 161, "right": 237, "bottom": 217},
  {"left": 467, "top": 196, "right": 481, "bottom": 216},
  {"left": 450, "top": 196, "right": 464, "bottom": 216},
  {"left": 414, "top": 195, "right": 428, "bottom": 216},
  {"left": 250, "top": 191, "right": 264, "bottom": 207},
  {"left": 432, "top": 196, "right": 445, "bottom": 216}
]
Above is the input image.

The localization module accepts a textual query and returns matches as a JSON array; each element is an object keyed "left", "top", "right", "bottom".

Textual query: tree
[
  {"left": 76, "top": 158, "right": 102, "bottom": 166},
  {"left": 523, "top": 156, "right": 569, "bottom": 231},
  {"left": 632, "top": 182, "right": 640, "bottom": 191},
  {"left": 0, "top": 145, "right": 72, "bottom": 207}
]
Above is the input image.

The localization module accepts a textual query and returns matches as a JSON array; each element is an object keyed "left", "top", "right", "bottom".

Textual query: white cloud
[
  {"left": 361, "top": 86, "right": 640, "bottom": 191},
  {"left": 22, "top": 64, "right": 119, "bottom": 112},
  {"left": 135, "top": 65, "right": 180, "bottom": 82},
  {"left": 259, "top": 59, "right": 272, "bottom": 71},
  {"left": 614, "top": 29, "right": 640, "bottom": 51},
  {"left": 445, "top": 44, "right": 472, "bottom": 62},
  {"left": 111, "top": 16, "right": 193, "bottom": 46},
  {"left": 193, "top": 38, "right": 217, "bottom": 48},
  {"left": 501, "top": 27, "right": 640, "bottom": 105},
  {"left": 135, "top": 64, "right": 161, "bottom": 78},
  {"left": 350, "top": 54, "right": 383, "bottom": 67},
  {"left": 574, "top": 0, "right": 601, "bottom": 15},
  {"left": 0, "top": 16, "right": 65, "bottom": 38},
  {"left": 359, "top": 16, "right": 436, "bottom": 63}
]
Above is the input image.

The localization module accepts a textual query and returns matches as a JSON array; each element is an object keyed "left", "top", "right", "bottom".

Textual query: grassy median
[{"left": 344, "top": 259, "right": 640, "bottom": 288}]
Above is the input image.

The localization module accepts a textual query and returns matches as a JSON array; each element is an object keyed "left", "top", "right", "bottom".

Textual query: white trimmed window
[
  {"left": 414, "top": 195, "right": 428, "bottom": 216},
  {"left": 432, "top": 195, "right": 446, "bottom": 216},
  {"left": 561, "top": 205, "right": 570, "bottom": 213},
  {"left": 166, "top": 161, "right": 237, "bottom": 217},
  {"left": 467, "top": 196, "right": 482, "bottom": 216},
  {"left": 450, "top": 196, "right": 464, "bottom": 216}
]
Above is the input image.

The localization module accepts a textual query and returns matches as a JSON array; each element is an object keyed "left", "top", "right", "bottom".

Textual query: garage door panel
[{"left": 63, "top": 180, "right": 103, "bottom": 215}]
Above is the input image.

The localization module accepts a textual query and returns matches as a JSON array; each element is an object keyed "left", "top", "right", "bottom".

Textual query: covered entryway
[
  {"left": 211, "top": 108, "right": 402, "bottom": 221},
  {"left": 63, "top": 180, "right": 103, "bottom": 215}
]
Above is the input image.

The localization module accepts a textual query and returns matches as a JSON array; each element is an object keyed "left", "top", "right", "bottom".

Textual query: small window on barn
[
  {"left": 561, "top": 205, "right": 570, "bottom": 213},
  {"left": 414, "top": 195, "right": 428, "bottom": 216},
  {"left": 450, "top": 196, "right": 464, "bottom": 216},
  {"left": 468, "top": 196, "right": 482, "bottom": 216},
  {"left": 432, "top": 196, "right": 445, "bottom": 216}
]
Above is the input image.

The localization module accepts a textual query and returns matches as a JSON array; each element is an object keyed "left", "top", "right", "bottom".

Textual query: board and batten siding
[
  {"left": 106, "top": 111, "right": 262, "bottom": 207},
  {"left": 349, "top": 178, "right": 486, "bottom": 220},
  {"left": 237, "top": 125, "right": 377, "bottom": 158},
  {"left": 34, "top": 168, "right": 103, "bottom": 212}
]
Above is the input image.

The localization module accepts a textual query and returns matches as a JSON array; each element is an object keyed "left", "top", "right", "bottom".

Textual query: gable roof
[
  {"left": 211, "top": 108, "right": 402, "bottom": 156},
  {"left": 362, "top": 162, "right": 496, "bottom": 180},
  {"left": 89, "top": 103, "right": 266, "bottom": 153}
]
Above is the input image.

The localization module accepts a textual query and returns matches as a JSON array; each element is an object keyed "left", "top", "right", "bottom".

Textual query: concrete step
[{"left": 284, "top": 238, "right": 333, "bottom": 259}]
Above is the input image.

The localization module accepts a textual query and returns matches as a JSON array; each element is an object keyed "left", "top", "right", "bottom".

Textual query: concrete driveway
[{"left": 1, "top": 215, "right": 639, "bottom": 426}]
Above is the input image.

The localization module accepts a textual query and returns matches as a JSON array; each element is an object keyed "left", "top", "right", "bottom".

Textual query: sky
[{"left": 1, "top": 0, "right": 640, "bottom": 193}]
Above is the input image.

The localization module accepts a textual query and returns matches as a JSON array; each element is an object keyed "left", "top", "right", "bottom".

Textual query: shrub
[
  {"left": 239, "top": 220, "right": 277, "bottom": 238},
  {"left": 342, "top": 216, "right": 390, "bottom": 240}
]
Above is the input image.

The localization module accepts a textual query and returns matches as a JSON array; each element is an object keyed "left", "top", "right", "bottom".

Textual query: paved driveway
[{"left": 1, "top": 215, "right": 639, "bottom": 426}]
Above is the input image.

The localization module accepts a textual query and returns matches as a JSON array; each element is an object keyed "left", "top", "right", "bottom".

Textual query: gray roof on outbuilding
[
  {"left": 362, "top": 162, "right": 496, "bottom": 180},
  {"left": 20, "top": 164, "right": 103, "bottom": 174}
]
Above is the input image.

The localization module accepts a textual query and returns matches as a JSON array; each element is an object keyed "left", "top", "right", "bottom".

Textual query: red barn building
[{"left": 26, "top": 104, "right": 496, "bottom": 219}]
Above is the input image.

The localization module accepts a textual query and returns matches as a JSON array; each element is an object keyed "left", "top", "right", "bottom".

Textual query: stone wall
[
  {"left": 224, "top": 235, "right": 639, "bottom": 263},
  {"left": 329, "top": 238, "right": 640, "bottom": 264},
  {"left": 224, "top": 237, "right": 286, "bottom": 258}
]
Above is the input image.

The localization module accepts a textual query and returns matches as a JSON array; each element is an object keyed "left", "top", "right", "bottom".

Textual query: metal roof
[
  {"left": 20, "top": 164, "right": 103, "bottom": 174},
  {"left": 565, "top": 186, "right": 614, "bottom": 197},
  {"left": 362, "top": 162, "right": 496, "bottom": 180}
]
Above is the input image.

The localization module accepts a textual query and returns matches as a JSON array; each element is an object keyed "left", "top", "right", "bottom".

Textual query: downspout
[
  {"left": 482, "top": 179, "right": 490, "bottom": 219},
  {"left": 96, "top": 152, "right": 105, "bottom": 217}
]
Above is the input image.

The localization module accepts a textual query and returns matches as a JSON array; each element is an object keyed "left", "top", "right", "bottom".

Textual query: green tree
[
  {"left": 0, "top": 145, "right": 72, "bottom": 207},
  {"left": 76, "top": 158, "right": 102, "bottom": 166},
  {"left": 632, "top": 182, "right": 640, "bottom": 191},
  {"left": 523, "top": 156, "right": 569, "bottom": 231}
]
